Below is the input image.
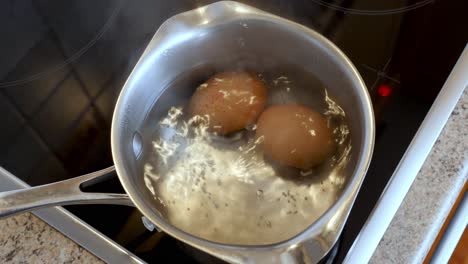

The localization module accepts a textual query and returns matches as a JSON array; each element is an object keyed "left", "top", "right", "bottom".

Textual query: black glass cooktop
[{"left": 1, "top": 1, "right": 466, "bottom": 263}]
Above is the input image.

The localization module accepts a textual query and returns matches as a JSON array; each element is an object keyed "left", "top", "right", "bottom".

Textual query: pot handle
[{"left": 0, "top": 166, "right": 133, "bottom": 219}]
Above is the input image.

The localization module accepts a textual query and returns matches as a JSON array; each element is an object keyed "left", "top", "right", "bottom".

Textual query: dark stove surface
[{"left": 1, "top": 1, "right": 466, "bottom": 263}]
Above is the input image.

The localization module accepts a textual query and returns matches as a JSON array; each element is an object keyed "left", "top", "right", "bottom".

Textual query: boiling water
[{"left": 142, "top": 67, "right": 351, "bottom": 245}]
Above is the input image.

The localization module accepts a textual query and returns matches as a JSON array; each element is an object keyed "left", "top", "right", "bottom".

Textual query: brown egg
[
  {"left": 256, "top": 104, "right": 334, "bottom": 169},
  {"left": 188, "top": 71, "right": 267, "bottom": 135}
]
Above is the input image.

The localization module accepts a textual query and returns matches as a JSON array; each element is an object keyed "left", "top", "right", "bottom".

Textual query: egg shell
[
  {"left": 256, "top": 104, "right": 334, "bottom": 169},
  {"left": 188, "top": 71, "right": 267, "bottom": 135}
]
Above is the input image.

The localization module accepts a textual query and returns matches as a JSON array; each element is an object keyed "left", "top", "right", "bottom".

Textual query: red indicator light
[{"left": 377, "top": 83, "right": 392, "bottom": 97}]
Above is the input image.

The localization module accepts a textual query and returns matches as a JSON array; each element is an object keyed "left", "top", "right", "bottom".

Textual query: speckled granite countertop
[
  {"left": 0, "top": 213, "right": 102, "bottom": 263},
  {"left": 0, "top": 93, "right": 465, "bottom": 264},
  {"left": 371, "top": 88, "right": 467, "bottom": 263}
]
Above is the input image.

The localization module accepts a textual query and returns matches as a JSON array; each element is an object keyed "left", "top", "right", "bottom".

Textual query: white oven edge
[{"left": 344, "top": 44, "right": 468, "bottom": 264}]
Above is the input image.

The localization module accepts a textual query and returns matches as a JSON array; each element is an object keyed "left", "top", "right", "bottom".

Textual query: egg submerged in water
[
  {"left": 256, "top": 104, "right": 334, "bottom": 170},
  {"left": 188, "top": 71, "right": 267, "bottom": 135}
]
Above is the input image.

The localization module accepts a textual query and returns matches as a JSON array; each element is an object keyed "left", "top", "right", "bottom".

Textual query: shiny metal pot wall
[{"left": 0, "top": 2, "right": 374, "bottom": 263}]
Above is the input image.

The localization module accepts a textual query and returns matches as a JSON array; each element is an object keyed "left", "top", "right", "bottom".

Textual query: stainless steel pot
[{"left": 0, "top": 2, "right": 374, "bottom": 263}]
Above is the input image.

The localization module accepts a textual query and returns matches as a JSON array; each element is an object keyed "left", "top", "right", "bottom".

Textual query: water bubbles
[
  {"left": 152, "top": 138, "right": 179, "bottom": 165},
  {"left": 273, "top": 76, "right": 289, "bottom": 85},
  {"left": 218, "top": 89, "right": 230, "bottom": 98},
  {"left": 309, "top": 129, "right": 316, "bottom": 136},
  {"left": 337, "top": 124, "right": 350, "bottom": 145},
  {"left": 141, "top": 68, "right": 352, "bottom": 245},
  {"left": 324, "top": 89, "right": 346, "bottom": 117},
  {"left": 246, "top": 123, "right": 257, "bottom": 131},
  {"left": 144, "top": 175, "right": 155, "bottom": 195},
  {"left": 254, "top": 135, "right": 264, "bottom": 145},
  {"left": 197, "top": 83, "right": 208, "bottom": 91},
  {"left": 160, "top": 106, "right": 183, "bottom": 127},
  {"left": 248, "top": 95, "right": 256, "bottom": 105}
]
